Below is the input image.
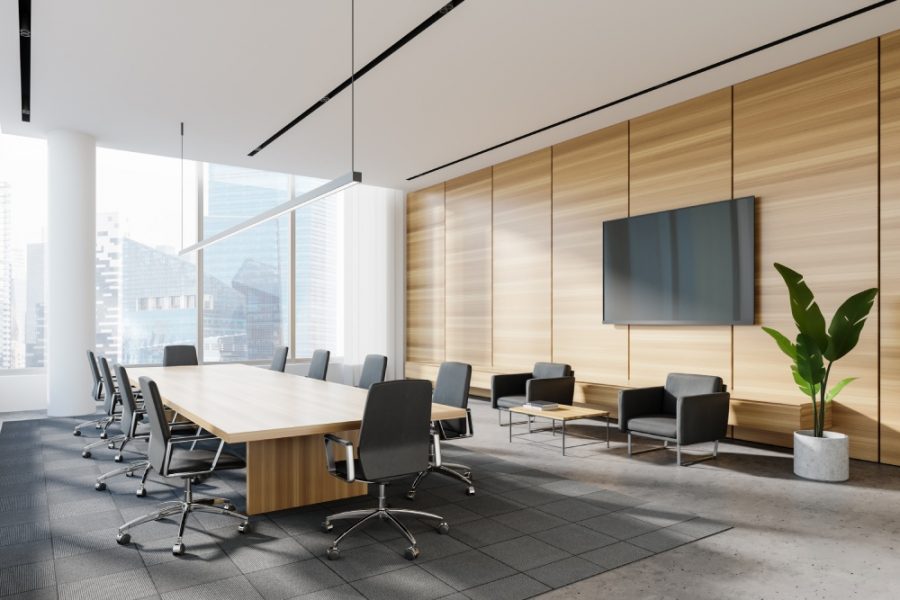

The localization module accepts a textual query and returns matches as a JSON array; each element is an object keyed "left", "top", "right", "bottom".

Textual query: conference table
[{"left": 129, "top": 363, "right": 466, "bottom": 515}]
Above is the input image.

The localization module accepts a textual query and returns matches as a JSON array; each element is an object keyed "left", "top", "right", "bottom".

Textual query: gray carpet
[{"left": 0, "top": 416, "right": 730, "bottom": 600}]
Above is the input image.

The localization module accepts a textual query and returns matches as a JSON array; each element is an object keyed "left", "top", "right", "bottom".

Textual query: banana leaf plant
[{"left": 762, "top": 263, "right": 877, "bottom": 437}]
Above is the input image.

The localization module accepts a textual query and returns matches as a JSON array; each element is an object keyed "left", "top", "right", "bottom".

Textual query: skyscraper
[
  {"left": 24, "top": 242, "right": 45, "bottom": 367},
  {"left": 0, "top": 182, "right": 17, "bottom": 369},
  {"left": 96, "top": 212, "right": 121, "bottom": 359}
]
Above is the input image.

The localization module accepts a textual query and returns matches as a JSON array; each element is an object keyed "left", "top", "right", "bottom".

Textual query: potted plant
[{"left": 762, "top": 263, "right": 877, "bottom": 482}]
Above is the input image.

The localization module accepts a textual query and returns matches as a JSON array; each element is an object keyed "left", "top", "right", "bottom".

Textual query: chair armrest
[
  {"left": 324, "top": 433, "right": 356, "bottom": 482},
  {"left": 618, "top": 386, "right": 664, "bottom": 432},
  {"left": 164, "top": 435, "right": 225, "bottom": 476},
  {"left": 432, "top": 432, "right": 442, "bottom": 468},
  {"left": 434, "top": 407, "right": 474, "bottom": 440},
  {"left": 491, "top": 373, "right": 532, "bottom": 408},
  {"left": 677, "top": 392, "right": 730, "bottom": 445},
  {"left": 526, "top": 377, "right": 575, "bottom": 405}
]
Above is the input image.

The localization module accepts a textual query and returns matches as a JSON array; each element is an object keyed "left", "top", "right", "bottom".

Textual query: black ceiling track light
[
  {"left": 406, "top": 0, "right": 897, "bottom": 181},
  {"left": 248, "top": 0, "right": 465, "bottom": 157},
  {"left": 18, "top": 0, "right": 31, "bottom": 122}
]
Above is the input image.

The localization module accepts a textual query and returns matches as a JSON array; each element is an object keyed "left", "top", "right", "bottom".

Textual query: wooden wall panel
[
  {"left": 406, "top": 184, "right": 445, "bottom": 363},
  {"left": 445, "top": 168, "right": 493, "bottom": 366},
  {"left": 492, "top": 149, "right": 552, "bottom": 371},
  {"left": 628, "top": 89, "right": 734, "bottom": 386},
  {"left": 732, "top": 41, "right": 879, "bottom": 461},
  {"left": 881, "top": 32, "right": 900, "bottom": 466},
  {"left": 552, "top": 125, "right": 629, "bottom": 384}
]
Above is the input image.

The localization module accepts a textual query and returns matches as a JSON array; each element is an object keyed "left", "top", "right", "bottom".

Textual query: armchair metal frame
[{"left": 407, "top": 408, "right": 475, "bottom": 499}]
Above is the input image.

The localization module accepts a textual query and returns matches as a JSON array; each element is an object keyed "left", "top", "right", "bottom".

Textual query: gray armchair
[
  {"left": 618, "top": 373, "right": 729, "bottom": 466},
  {"left": 491, "top": 362, "right": 575, "bottom": 425}
]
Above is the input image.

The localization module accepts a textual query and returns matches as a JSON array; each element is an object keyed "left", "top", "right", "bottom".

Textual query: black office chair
[
  {"left": 116, "top": 376, "right": 249, "bottom": 555},
  {"left": 357, "top": 354, "right": 387, "bottom": 390},
  {"left": 163, "top": 345, "right": 199, "bottom": 366},
  {"left": 619, "top": 373, "right": 730, "bottom": 466},
  {"left": 73, "top": 350, "right": 109, "bottom": 436},
  {"left": 491, "top": 362, "right": 575, "bottom": 425},
  {"left": 322, "top": 379, "right": 449, "bottom": 561},
  {"left": 81, "top": 356, "right": 126, "bottom": 457},
  {"left": 407, "top": 362, "right": 475, "bottom": 499},
  {"left": 270, "top": 346, "right": 289, "bottom": 372},
  {"left": 307, "top": 349, "right": 330, "bottom": 381}
]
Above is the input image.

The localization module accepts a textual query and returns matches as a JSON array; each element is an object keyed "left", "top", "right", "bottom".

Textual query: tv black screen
[{"left": 602, "top": 196, "right": 755, "bottom": 325}]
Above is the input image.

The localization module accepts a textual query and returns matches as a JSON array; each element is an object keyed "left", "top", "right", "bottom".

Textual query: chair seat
[
  {"left": 134, "top": 421, "right": 197, "bottom": 436},
  {"left": 627, "top": 414, "right": 677, "bottom": 439},
  {"left": 496, "top": 395, "right": 527, "bottom": 409},
  {"left": 167, "top": 447, "right": 245, "bottom": 475}
]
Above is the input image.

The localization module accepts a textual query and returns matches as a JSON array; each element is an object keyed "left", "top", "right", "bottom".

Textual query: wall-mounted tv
[{"left": 602, "top": 196, "right": 755, "bottom": 325}]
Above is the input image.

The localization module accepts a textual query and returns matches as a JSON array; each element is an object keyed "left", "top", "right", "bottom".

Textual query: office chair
[
  {"left": 491, "top": 362, "right": 575, "bottom": 426},
  {"left": 407, "top": 362, "right": 475, "bottom": 499},
  {"left": 356, "top": 354, "right": 387, "bottom": 390},
  {"left": 322, "top": 379, "right": 449, "bottom": 561},
  {"left": 72, "top": 350, "right": 109, "bottom": 437},
  {"left": 307, "top": 349, "right": 330, "bottom": 381},
  {"left": 162, "top": 345, "right": 199, "bottom": 366},
  {"left": 270, "top": 346, "right": 289, "bottom": 372},
  {"left": 116, "top": 376, "right": 249, "bottom": 555},
  {"left": 81, "top": 356, "right": 126, "bottom": 458}
]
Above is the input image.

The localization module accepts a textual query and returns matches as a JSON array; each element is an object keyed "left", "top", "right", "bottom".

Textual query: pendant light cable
[
  {"left": 351, "top": 0, "right": 355, "bottom": 173},
  {"left": 180, "top": 121, "right": 184, "bottom": 250}
]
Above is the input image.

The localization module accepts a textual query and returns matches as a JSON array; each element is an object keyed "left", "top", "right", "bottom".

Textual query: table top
[
  {"left": 509, "top": 404, "right": 609, "bottom": 421},
  {"left": 129, "top": 364, "right": 466, "bottom": 444}
]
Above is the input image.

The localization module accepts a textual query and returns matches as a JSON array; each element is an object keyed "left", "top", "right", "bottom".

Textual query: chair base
[
  {"left": 116, "top": 477, "right": 248, "bottom": 554},
  {"left": 407, "top": 462, "right": 474, "bottom": 499},
  {"left": 95, "top": 460, "right": 150, "bottom": 491},
  {"left": 323, "top": 484, "right": 448, "bottom": 560},
  {"left": 72, "top": 414, "right": 112, "bottom": 436},
  {"left": 627, "top": 433, "right": 719, "bottom": 466}
]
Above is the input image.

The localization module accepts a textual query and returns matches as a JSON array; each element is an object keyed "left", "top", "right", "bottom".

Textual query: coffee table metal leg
[
  {"left": 509, "top": 410, "right": 512, "bottom": 443},
  {"left": 606, "top": 415, "right": 610, "bottom": 448},
  {"left": 562, "top": 420, "right": 566, "bottom": 456}
]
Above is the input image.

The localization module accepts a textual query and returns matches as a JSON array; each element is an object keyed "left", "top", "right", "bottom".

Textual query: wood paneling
[
  {"left": 732, "top": 41, "right": 879, "bottom": 461},
  {"left": 881, "top": 32, "right": 900, "bottom": 466},
  {"left": 552, "top": 125, "right": 629, "bottom": 384},
  {"left": 406, "top": 184, "right": 445, "bottom": 363},
  {"left": 628, "top": 90, "right": 734, "bottom": 386},
  {"left": 492, "top": 149, "right": 552, "bottom": 370},
  {"left": 445, "top": 168, "right": 493, "bottom": 366}
]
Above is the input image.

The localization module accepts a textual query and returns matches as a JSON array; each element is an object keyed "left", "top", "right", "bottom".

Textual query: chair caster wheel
[
  {"left": 95, "top": 423, "right": 102, "bottom": 429},
  {"left": 463, "top": 471, "right": 472, "bottom": 479},
  {"left": 114, "top": 454, "right": 123, "bottom": 463},
  {"left": 466, "top": 486, "right": 475, "bottom": 496},
  {"left": 222, "top": 502, "right": 234, "bottom": 511},
  {"left": 238, "top": 521, "right": 250, "bottom": 533},
  {"left": 100, "top": 432, "right": 108, "bottom": 440},
  {"left": 172, "top": 542, "right": 185, "bottom": 556},
  {"left": 73, "top": 430, "right": 82, "bottom": 437},
  {"left": 326, "top": 546, "right": 340, "bottom": 560},
  {"left": 124, "top": 471, "right": 134, "bottom": 478},
  {"left": 135, "top": 487, "right": 146, "bottom": 498},
  {"left": 95, "top": 482, "right": 106, "bottom": 491},
  {"left": 116, "top": 532, "right": 130, "bottom": 545},
  {"left": 437, "top": 521, "right": 450, "bottom": 535},
  {"left": 404, "top": 546, "right": 420, "bottom": 560},
  {"left": 321, "top": 521, "right": 333, "bottom": 533},
  {"left": 82, "top": 451, "right": 91, "bottom": 459},
  {"left": 405, "top": 490, "right": 416, "bottom": 500}
]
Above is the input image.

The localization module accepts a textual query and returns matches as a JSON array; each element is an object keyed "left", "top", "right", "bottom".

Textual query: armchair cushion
[
  {"left": 626, "top": 415, "right": 677, "bottom": 439},
  {"left": 526, "top": 377, "right": 575, "bottom": 406},
  {"left": 664, "top": 373, "right": 724, "bottom": 414},
  {"left": 491, "top": 373, "right": 531, "bottom": 408},
  {"left": 533, "top": 362, "right": 573, "bottom": 379},
  {"left": 618, "top": 386, "right": 664, "bottom": 432},
  {"left": 496, "top": 395, "right": 528, "bottom": 409}
]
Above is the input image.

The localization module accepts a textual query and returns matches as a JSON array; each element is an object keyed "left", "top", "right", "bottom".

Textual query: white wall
[{"left": 0, "top": 373, "right": 47, "bottom": 412}]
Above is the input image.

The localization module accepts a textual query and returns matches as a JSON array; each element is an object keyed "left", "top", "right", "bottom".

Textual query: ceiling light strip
[
  {"left": 247, "top": 0, "right": 465, "bottom": 157},
  {"left": 178, "top": 171, "right": 361, "bottom": 255},
  {"left": 406, "top": 0, "right": 897, "bottom": 181},
  {"left": 18, "top": 0, "right": 31, "bottom": 122}
]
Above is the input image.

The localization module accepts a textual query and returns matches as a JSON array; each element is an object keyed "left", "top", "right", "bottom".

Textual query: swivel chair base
[
  {"left": 95, "top": 460, "right": 150, "bottom": 491},
  {"left": 407, "top": 462, "right": 475, "bottom": 499},
  {"left": 322, "top": 483, "right": 448, "bottom": 561}
]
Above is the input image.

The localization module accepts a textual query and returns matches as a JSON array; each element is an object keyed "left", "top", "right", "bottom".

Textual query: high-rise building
[
  {"left": 295, "top": 198, "right": 340, "bottom": 357},
  {"left": 24, "top": 242, "right": 45, "bottom": 367},
  {"left": 96, "top": 212, "right": 121, "bottom": 360},
  {"left": 0, "top": 182, "right": 17, "bottom": 369}
]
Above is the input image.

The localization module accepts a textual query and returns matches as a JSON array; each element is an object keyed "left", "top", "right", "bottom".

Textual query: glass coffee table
[{"left": 507, "top": 405, "right": 610, "bottom": 456}]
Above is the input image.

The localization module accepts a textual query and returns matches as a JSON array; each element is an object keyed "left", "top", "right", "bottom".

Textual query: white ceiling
[{"left": 2, "top": 0, "right": 900, "bottom": 191}]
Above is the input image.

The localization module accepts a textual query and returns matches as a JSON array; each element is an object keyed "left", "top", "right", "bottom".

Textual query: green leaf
[
  {"left": 774, "top": 263, "right": 828, "bottom": 352},
  {"left": 795, "top": 333, "right": 825, "bottom": 393},
  {"left": 790, "top": 364, "right": 817, "bottom": 397},
  {"left": 763, "top": 327, "right": 796, "bottom": 360},
  {"left": 824, "top": 288, "right": 878, "bottom": 361},
  {"left": 825, "top": 377, "right": 857, "bottom": 403}
]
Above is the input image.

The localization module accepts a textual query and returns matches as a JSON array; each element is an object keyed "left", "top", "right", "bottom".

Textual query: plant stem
[{"left": 819, "top": 362, "right": 833, "bottom": 437}]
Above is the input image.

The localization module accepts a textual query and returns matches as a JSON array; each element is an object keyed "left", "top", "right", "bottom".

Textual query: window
[
  {"left": 202, "top": 164, "right": 291, "bottom": 362},
  {"left": 96, "top": 148, "right": 198, "bottom": 364},
  {"left": 0, "top": 134, "right": 48, "bottom": 369}
]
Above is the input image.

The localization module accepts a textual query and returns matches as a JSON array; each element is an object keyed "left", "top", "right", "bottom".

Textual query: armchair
[
  {"left": 618, "top": 373, "right": 730, "bottom": 466},
  {"left": 491, "top": 362, "right": 575, "bottom": 426}
]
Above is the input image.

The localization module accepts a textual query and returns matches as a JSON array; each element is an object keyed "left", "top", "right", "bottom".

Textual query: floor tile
[
  {"left": 382, "top": 529, "right": 469, "bottom": 563},
  {"left": 540, "top": 479, "right": 606, "bottom": 497},
  {"left": 0, "top": 561, "right": 55, "bottom": 597},
  {"left": 525, "top": 555, "right": 607, "bottom": 588},
  {"left": 462, "top": 573, "right": 550, "bottom": 600},
  {"left": 160, "top": 574, "right": 262, "bottom": 600},
  {"left": 532, "top": 523, "right": 618, "bottom": 555},
  {"left": 666, "top": 517, "right": 732, "bottom": 540},
  {"left": 452, "top": 495, "right": 524, "bottom": 518},
  {"left": 289, "top": 584, "right": 364, "bottom": 600},
  {"left": 419, "top": 549, "right": 515, "bottom": 591},
  {"left": 445, "top": 518, "right": 520, "bottom": 548},
  {"left": 491, "top": 508, "right": 568, "bottom": 535},
  {"left": 479, "top": 535, "right": 570, "bottom": 571},
  {"left": 579, "top": 541, "right": 654, "bottom": 570},
  {"left": 538, "top": 497, "right": 612, "bottom": 522},
  {"left": 0, "top": 539, "right": 54, "bottom": 568},
  {"left": 620, "top": 503, "right": 697, "bottom": 528},
  {"left": 580, "top": 512, "right": 661, "bottom": 540},
  {"left": 245, "top": 558, "right": 344, "bottom": 600},
  {"left": 220, "top": 535, "right": 311, "bottom": 574},
  {"left": 318, "top": 542, "right": 410, "bottom": 582},
  {"left": 147, "top": 548, "right": 240, "bottom": 593},
  {"left": 56, "top": 566, "right": 155, "bottom": 600},
  {"left": 53, "top": 547, "right": 144, "bottom": 584},
  {"left": 628, "top": 526, "right": 695, "bottom": 553},
  {"left": 351, "top": 565, "right": 455, "bottom": 600}
]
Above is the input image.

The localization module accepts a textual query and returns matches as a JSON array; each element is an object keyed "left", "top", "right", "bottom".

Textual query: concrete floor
[{"left": 455, "top": 399, "right": 900, "bottom": 600}]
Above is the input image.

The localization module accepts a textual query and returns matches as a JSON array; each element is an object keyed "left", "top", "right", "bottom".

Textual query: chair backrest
[
  {"left": 357, "top": 354, "right": 388, "bottom": 390},
  {"left": 163, "top": 345, "right": 198, "bottom": 367},
  {"left": 307, "top": 349, "right": 330, "bottom": 380},
  {"left": 115, "top": 364, "right": 139, "bottom": 433},
  {"left": 138, "top": 376, "right": 172, "bottom": 473},
  {"left": 434, "top": 361, "right": 472, "bottom": 437},
  {"left": 358, "top": 379, "right": 433, "bottom": 481},
  {"left": 532, "top": 362, "right": 573, "bottom": 379},
  {"left": 97, "top": 356, "right": 119, "bottom": 416},
  {"left": 664, "top": 373, "right": 724, "bottom": 414},
  {"left": 270, "top": 346, "right": 289, "bottom": 372},
  {"left": 87, "top": 350, "right": 102, "bottom": 401}
]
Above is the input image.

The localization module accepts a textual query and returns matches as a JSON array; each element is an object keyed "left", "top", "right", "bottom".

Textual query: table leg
[
  {"left": 562, "top": 420, "right": 566, "bottom": 456},
  {"left": 606, "top": 415, "right": 610, "bottom": 448},
  {"left": 509, "top": 410, "right": 512, "bottom": 443}
]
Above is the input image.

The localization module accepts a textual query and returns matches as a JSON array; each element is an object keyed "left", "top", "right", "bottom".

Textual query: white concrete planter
[{"left": 793, "top": 430, "right": 849, "bottom": 482}]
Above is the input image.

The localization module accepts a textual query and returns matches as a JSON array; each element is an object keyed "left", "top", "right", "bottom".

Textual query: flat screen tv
[{"left": 602, "top": 196, "right": 755, "bottom": 325}]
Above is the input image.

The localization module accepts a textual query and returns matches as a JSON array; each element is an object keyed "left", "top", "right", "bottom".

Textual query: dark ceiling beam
[{"left": 18, "top": 0, "right": 31, "bottom": 122}]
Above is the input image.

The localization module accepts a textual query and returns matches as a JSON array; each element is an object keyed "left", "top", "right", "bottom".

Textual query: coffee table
[{"left": 508, "top": 405, "right": 610, "bottom": 455}]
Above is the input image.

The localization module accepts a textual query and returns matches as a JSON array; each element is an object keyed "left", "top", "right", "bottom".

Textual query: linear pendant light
[{"left": 179, "top": 0, "right": 361, "bottom": 256}]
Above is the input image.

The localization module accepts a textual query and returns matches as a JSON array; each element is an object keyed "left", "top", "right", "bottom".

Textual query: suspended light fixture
[{"left": 179, "top": 0, "right": 361, "bottom": 256}]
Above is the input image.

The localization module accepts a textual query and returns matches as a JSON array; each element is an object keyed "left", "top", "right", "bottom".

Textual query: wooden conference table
[{"left": 129, "top": 363, "right": 466, "bottom": 515}]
